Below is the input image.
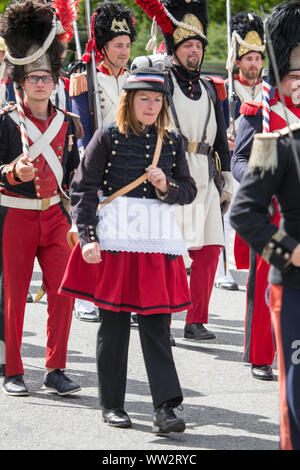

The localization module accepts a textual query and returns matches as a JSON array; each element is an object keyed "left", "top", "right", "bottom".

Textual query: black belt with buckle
[{"left": 184, "top": 138, "right": 216, "bottom": 179}]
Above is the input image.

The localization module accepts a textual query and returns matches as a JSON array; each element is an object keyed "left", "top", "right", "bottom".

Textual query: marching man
[{"left": 0, "top": 1, "right": 80, "bottom": 396}]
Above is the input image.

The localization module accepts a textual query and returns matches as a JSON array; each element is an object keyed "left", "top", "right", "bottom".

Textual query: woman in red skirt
[{"left": 59, "top": 66, "right": 197, "bottom": 432}]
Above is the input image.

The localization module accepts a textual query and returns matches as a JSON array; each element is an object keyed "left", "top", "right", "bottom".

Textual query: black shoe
[
  {"left": 215, "top": 280, "right": 239, "bottom": 291},
  {"left": 43, "top": 370, "right": 81, "bottom": 396},
  {"left": 153, "top": 403, "right": 185, "bottom": 434},
  {"left": 130, "top": 313, "right": 138, "bottom": 326},
  {"left": 170, "top": 333, "right": 176, "bottom": 347},
  {"left": 2, "top": 375, "right": 29, "bottom": 396},
  {"left": 26, "top": 292, "right": 33, "bottom": 303},
  {"left": 74, "top": 308, "right": 99, "bottom": 322},
  {"left": 251, "top": 364, "right": 273, "bottom": 381},
  {"left": 102, "top": 408, "right": 132, "bottom": 428},
  {"left": 184, "top": 323, "right": 216, "bottom": 341}
]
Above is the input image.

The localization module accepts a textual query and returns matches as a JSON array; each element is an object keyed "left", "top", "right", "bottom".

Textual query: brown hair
[{"left": 116, "top": 89, "right": 171, "bottom": 138}]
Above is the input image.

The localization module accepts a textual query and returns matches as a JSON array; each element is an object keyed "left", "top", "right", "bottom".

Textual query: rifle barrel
[{"left": 84, "top": 0, "right": 102, "bottom": 130}]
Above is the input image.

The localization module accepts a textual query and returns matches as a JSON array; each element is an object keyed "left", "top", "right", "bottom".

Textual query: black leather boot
[
  {"left": 153, "top": 403, "right": 185, "bottom": 434},
  {"left": 102, "top": 408, "right": 132, "bottom": 428}
]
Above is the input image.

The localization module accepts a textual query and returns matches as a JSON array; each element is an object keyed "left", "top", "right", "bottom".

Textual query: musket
[
  {"left": 264, "top": 15, "right": 300, "bottom": 184},
  {"left": 226, "top": 0, "right": 237, "bottom": 139},
  {"left": 84, "top": 0, "right": 102, "bottom": 131},
  {"left": 72, "top": 0, "right": 82, "bottom": 61}
]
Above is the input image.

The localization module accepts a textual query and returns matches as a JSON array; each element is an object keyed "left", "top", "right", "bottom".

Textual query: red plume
[
  {"left": 134, "top": 0, "right": 173, "bottom": 35},
  {"left": 53, "top": 0, "right": 80, "bottom": 42},
  {"left": 82, "top": 11, "right": 104, "bottom": 63}
]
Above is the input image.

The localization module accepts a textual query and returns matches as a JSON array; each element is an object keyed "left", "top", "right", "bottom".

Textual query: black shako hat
[
  {"left": 266, "top": 1, "right": 300, "bottom": 86},
  {"left": 134, "top": 0, "right": 208, "bottom": 56},
  {"left": 226, "top": 11, "right": 265, "bottom": 73},
  {"left": 161, "top": 0, "right": 208, "bottom": 54},
  {"left": 231, "top": 12, "right": 265, "bottom": 60},
  {"left": 0, "top": 0, "right": 67, "bottom": 84},
  {"left": 123, "top": 67, "right": 168, "bottom": 95},
  {"left": 82, "top": 1, "right": 136, "bottom": 63}
]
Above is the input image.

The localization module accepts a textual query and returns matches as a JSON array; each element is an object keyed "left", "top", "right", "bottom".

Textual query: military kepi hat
[{"left": 123, "top": 67, "right": 168, "bottom": 95}]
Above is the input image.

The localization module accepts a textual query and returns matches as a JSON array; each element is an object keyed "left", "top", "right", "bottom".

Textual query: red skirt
[{"left": 59, "top": 243, "right": 191, "bottom": 315}]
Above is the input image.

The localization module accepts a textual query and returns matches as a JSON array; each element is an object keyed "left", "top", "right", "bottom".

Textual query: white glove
[{"left": 220, "top": 190, "right": 232, "bottom": 215}]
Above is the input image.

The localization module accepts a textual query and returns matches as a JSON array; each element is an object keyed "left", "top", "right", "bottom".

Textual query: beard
[
  {"left": 244, "top": 68, "right": 260, "bottom": 81},
  {"left": 186, "top": 55, "right": 201, "bottom": 70}
]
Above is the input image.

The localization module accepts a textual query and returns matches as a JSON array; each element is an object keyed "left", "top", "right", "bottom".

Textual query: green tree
[{"left": 0, "top": 0, "right": 284, "bottom": 71}]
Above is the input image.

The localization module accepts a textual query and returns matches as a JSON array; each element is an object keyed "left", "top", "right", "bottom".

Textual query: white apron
[
  {"left": 97, "top": 196, "right": 187, "bottom": 256},
  {"left": 170, "top": 73, "right": 224, "bottom": 249}
]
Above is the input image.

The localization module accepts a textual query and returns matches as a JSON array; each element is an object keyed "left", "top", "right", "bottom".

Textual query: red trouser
[
  {"left": 185, "top": 245, "right": 221, "bottom": 324},
  {"left": 243, "top": 250, "right": 275, "bottom": 365},
  {"left": 0, "top": 203, "right": 74, "bottom": 377},
  {"left": 269, "top": 285, "right": 300, "bottom": 450}
]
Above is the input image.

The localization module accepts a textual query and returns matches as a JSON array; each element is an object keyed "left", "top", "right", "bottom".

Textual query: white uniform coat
[
  {"left": 96, "top": 71, "right": 129, "bottom": 126},
  {"left": 170, "top": 72, "right": 224, "bottom": 249}
]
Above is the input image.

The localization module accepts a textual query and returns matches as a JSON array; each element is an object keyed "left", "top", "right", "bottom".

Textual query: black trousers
[{"left": 96, "top": 310, "right": 183, "bottom": 410}]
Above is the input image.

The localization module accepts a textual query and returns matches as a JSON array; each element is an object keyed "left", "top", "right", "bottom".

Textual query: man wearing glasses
[{"left": 0, "top": 1, "right": 80, "bottom": 397}]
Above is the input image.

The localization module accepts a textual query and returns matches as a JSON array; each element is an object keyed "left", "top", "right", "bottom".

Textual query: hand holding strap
[{"left": 98, "top": 134, "right": 163, "bottom": 209}]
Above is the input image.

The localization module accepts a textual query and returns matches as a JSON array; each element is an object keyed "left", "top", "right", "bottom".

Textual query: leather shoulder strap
[{"left": 99, "top": 134, "right": 163, "bottom": 209}]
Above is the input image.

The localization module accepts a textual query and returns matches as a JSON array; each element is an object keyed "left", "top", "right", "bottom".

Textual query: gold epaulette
[
  {"left": 249, "top": 122, "right": 300, "bottom": 176},
  {"left": 69, "top": 72, "right": 88, "bottom": 97},
  {"left": 248, "top": 132, "right": 280, "bottom": 176}
]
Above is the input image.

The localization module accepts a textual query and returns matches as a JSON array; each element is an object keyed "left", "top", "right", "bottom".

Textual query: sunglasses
[{"left": 25, "top": 75, "right": 54, "bottom": 84}]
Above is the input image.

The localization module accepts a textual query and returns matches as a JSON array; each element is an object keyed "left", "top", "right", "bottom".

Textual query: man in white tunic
[
  {"left": 160, "top": 0, "right": 233, "bottom": 340},
  {"left": 68, "top": 1, "right": 136, "bottom": 322}
]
